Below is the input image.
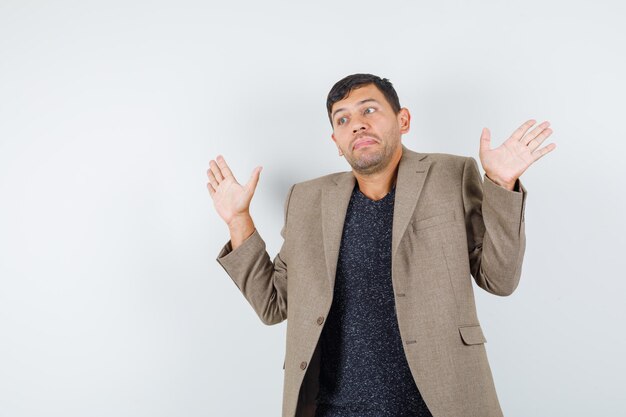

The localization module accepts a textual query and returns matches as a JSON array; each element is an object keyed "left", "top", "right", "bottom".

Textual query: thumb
[
  {"left": 479, "top": 127, "right": 491, "bottom": 153},
  {"left": 245, "top": 166, "right": 262, "bottom": 194}
]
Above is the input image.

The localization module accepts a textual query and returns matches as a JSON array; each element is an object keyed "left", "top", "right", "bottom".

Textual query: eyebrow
[{"left": 331, "top": 99, "right": 380, "bottom": 121}]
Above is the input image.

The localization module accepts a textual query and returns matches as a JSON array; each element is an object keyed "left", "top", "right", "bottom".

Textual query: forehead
[{"left": 331, "top": 84, "right": 387, "bottom": 112}]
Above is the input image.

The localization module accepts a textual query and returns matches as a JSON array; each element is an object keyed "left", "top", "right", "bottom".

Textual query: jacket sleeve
[
  {"left": 215, "top": 184, "right": 296, "bottom": 325},
  {"left": 462, "top": 156, "right": 527, "bottom": 296}
]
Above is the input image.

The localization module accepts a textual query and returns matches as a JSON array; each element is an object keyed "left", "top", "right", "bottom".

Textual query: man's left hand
[{"left": 479, "top": 119, "right": 556, "bottom": 190}]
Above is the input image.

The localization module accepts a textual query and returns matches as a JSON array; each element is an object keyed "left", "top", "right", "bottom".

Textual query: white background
[{"left": 1, "top": 1, "right": 625, "bottom": 416}]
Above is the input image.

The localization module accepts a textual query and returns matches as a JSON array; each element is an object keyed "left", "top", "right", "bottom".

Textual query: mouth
[{"left": 352, "top": 136, "right": 378, "bottom": 151}]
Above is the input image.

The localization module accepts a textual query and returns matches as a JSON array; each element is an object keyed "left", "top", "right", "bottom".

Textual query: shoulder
[
  {"left": 417, "top": 151, "right": 468, "bottom": 165},
  {"left": 403, "top": 146, "right": 471, "bottom": 173},
  {"left": 280, "top": 171, "right": 349, "bottom": 226},
  {"left": 291, "top": 171, "right": 350, "bottom": 193}
]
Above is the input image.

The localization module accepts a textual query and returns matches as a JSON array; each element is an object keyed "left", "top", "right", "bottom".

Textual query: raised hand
[
  {"left": 479, "top": 119, "right": 556, "bottom": 190},
  {"left": 207, "top": 155, "right": 262, "bottom": 227}
]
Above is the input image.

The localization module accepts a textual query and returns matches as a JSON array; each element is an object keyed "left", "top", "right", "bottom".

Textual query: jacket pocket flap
[
  {"left": 412, "top": 210, "right": 456, "bottom": 231},
  {"left": 459, "top": 325, "right": 487, "bottom": 345}
]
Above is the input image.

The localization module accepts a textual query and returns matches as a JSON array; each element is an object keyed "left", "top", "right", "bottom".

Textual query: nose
[{"left": 351, "top": 115, "right": 368, "bottom": 134}]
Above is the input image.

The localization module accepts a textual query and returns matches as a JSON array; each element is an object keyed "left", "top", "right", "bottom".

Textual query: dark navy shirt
[{"left": 315, "top": 184, "right": 433, "bottom": 417}]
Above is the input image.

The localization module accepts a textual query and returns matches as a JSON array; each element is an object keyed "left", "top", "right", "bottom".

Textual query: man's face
[{"left": 330, "top": 83, "right": 410, "bottom": 175}]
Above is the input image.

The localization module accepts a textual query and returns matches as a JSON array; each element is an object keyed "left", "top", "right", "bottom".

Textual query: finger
[
  {"left": 207, "top": 182, "right": 216, "bottom": 197},
  {"left": 527, "top": 128, "right": 553, "bottom": 151},
  {"left": 522, "top": 121, "right": 551, "bottom": 145},
  {"left": 511, "top": 119, "right": 537, "bottom": 141},
  {"left": 208, "top": 168, "right": 219, "bottom": 188},
  {"left": 215, "top": 155, "right": 235, "bottom": 180},
  {"left": 479, "top": 127, "right": 491, "bottom": 153},
  {"left": 209, "top": 160, "right": 224, "bottom": 182},
  {"left": 531, "top": 143, "right": 557, "bottom": 162},
  {"left": 245, "top": 166, "right": 262, "bottom": 194}
]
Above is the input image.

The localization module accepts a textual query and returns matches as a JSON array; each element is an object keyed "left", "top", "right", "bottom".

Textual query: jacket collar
[{"left": 321, "top": 144, "right": 431, "bottom": 289}]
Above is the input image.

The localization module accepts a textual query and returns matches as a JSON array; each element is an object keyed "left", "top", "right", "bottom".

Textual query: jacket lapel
[
  {"left": 321, "top": 171, "right": 355, "bottom": 291},
  {"left": 392, "top": 146, "right": 431, "bottom": 258}
]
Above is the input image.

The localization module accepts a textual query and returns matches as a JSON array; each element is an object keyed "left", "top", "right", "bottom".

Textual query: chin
[{"left": 351, "top": 155, "right": 387, "bottom": 174}]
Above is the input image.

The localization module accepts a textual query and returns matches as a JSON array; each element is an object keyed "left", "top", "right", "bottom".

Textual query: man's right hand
[{"left": 207, "top": 155, "right": 262, "bottom": 248}]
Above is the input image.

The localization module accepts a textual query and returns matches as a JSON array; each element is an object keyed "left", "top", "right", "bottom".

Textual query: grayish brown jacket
[{"left": 217, "top": 145, "right": 527, "bottom": 417}]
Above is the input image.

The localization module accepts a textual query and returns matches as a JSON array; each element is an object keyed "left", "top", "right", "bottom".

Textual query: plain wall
[{"left": 1, "top": 0, "right": 624, "bottom": 416}]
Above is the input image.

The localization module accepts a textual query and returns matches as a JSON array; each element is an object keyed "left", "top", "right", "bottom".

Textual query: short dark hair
[{"left": 326, "top": 73, "right": 401, "bottom": 126}]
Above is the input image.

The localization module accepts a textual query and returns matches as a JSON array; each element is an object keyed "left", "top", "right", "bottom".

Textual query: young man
[{"left": 207, "top": 74, "right": 555, "bottom": 417}]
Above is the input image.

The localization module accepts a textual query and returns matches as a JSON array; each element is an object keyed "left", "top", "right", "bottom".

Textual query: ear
[
  {"left": 331, "top": 133, "right": 343, "bottom": 156},
  {"left": 398, "top": 107, "right": 411, "bottom": 134}
]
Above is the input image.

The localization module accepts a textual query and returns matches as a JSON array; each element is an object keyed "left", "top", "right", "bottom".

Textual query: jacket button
[
  {"left": 316, "top": 316, "right": 325, "bottom": 325},
  {"left": 300, "top": 361, "right": 307, "bottom": 370}
]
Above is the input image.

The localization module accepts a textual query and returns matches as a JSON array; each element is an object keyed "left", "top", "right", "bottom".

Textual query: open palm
[
  {"left": 479, "top": 119, "right": 556, "bottom": 187},
  {"left": 206, "top": 155, "right": 262, "bottom": 226}
]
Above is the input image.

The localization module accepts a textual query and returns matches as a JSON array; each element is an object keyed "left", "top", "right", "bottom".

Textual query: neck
[{"left": 353, "top": 147, "right": 402, "bottom": 201}]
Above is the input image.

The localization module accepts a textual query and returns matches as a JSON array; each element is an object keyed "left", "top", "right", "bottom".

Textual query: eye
[
  {"left": 337, "top": 116, "right": 347, "bottom": 126},
  {"left": 364, "top": 107, "right": 376, "bottom": 114}
]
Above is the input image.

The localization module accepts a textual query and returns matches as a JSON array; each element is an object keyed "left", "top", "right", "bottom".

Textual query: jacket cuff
[
  {"left": 482, "top": 174, "right": 527, "bottom": 222},
  {"left": 216, "top": 228, "right": 265, "bottom": 272}
]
